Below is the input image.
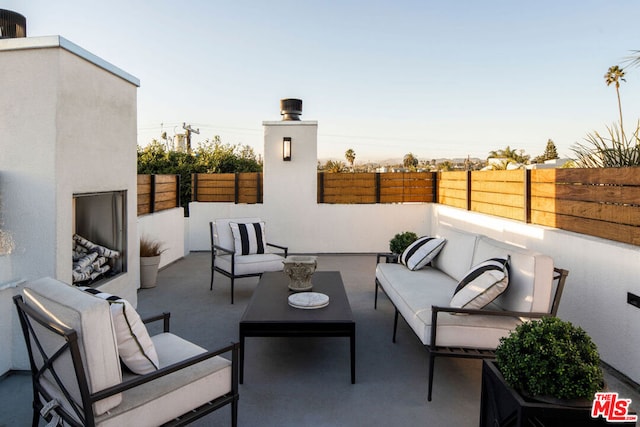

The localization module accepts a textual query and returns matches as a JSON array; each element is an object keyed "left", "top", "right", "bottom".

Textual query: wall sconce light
[{"left": 283, "top": 137, "right": 292, "bottom": 161}]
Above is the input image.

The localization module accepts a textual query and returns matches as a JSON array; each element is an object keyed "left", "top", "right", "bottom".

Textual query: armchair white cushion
[{"left": 210, "top": 217, "right": 288, "bottom": 303}]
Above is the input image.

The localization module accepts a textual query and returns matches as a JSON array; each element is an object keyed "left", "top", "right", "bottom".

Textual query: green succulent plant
[
  {"left": 495, "top": 317, "right": 603, "bottom": 401},
  {"left": 389, "top": 231, "right": 418, "bottom": 254}
]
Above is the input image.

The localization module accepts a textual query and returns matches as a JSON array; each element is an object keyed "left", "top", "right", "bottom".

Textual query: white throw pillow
[
  {"left": 400, "top": 237, "right": 446, "bottom": 271},
  {"left": 79, "top": 287, "right": 159, "bottom": 374},
  {"left": 230, "top": 222, "right": 266, "bottom": 255},
  {"left": 450, "top": 257, "right": 510, "bottom": 310}
]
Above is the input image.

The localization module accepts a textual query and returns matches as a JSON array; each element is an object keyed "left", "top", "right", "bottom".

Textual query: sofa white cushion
[
  {"left": 230, "top": 221, "right": 266, "bottom": 255},
  {"left": 400, "top": 237, "right": 446, "bottom": 271},
  {"left": 95, "top": 333, "right": 232, "bottom": 427},
  {"left": 472, "top": 236, "right": 554, "bottom": 313},
  {"left": 22, "top": 278, "right": 122, "bottom": 416},
  {"left": 449, "top": 257, "right": 510, "bottom": 310},
  {"left": 376, "top": 263, "right": 522, "bottom": 348},
  {"left": 432, "top": 227, "right": 479, "bottom": 281},
  {"left": 79, "top": 287, "right": 159, "bottom": 375}
]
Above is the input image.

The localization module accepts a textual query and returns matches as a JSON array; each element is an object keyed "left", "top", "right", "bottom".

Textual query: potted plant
[
  {"left": 389, "top": 231, "right": 418, "bottom": 255},
  {"left": 139, "top": 236, "right": 165, "bottom": 288},
  {"left": 479, "top": 317, "right": 621, "bottom": 426}
]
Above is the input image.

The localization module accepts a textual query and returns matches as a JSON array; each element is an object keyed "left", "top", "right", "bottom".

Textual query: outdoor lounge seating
[
  {"left": 375, "top": 225, "right": 568, "bottom": 401},
  {"left": 210, "top": 218, "right": 288, "bottom": 304},
  {"left": 14, "top": 277, "right": 239, "bottom": 426}
]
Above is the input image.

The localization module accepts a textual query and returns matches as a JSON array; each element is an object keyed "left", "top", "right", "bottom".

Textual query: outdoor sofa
[{"left": 375, "top": 225, "right": 568, "bottom": 401}]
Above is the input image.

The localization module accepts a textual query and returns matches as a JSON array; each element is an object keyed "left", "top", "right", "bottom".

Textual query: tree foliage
[
  {"left": 137, "top": 137, "right": 262, "bottom": 214},
  {"left": 572, "top": 64, "right": 640, "bottom": 167},
  {"left": 403, "top": 152, "right": 419, "bottom": 168},
  {"left": 487, "top": 146, "right": 530, "bottom": 164},
  {"left": 320, "top": 160, "right": 346, "bottom": 173},
  {"left": 345, "top": 149, "right": 356, "bottom": 169}
]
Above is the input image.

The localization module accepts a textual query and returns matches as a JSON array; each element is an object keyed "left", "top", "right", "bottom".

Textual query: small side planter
[
  {"left": 140, "top": 255, "right": 161, "bottom": 288},
  {"left": 480, "top": 360, "right": 635, "bottom": 426},
  {"left": 139, "top": 236, "right": 165, "bottom": 289}
]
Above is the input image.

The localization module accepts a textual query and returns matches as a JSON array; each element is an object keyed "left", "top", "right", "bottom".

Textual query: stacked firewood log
[{"left": 72, "top": 234, "right": 120, "bottom": 284}]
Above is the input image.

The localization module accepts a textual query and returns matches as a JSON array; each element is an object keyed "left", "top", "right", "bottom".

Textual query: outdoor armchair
[
  {"left": 210, "top": 218, "right": 288, "bottom": 304},
  {"left": 14, "top": 277, "right": 239, "bottom": 426}
]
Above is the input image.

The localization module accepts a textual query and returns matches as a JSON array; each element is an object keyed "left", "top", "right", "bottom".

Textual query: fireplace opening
[{"left": 72, "top": 191, "right": 127, "bottom": 285}]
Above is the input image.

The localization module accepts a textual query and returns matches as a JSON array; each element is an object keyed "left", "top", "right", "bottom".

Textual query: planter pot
[
  {"left": 480, "top": 360, "right": 635, "bottom": 426},
  {"left": 140, "top": 255, "right": 161, "bottom": 288}
]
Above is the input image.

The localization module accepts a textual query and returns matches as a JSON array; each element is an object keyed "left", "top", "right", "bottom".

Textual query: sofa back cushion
[
  {"left": 23, "top": 277, "right": 122, "bottom": 416},
  {"left": 213, "top": 217, "right": 262, "bottom": 252},
  {"left": 472, "top": 236, "right": 554, "bottom": 313},
  {"left": 432, "top": 226, "right": 479, "bottom": 281}
]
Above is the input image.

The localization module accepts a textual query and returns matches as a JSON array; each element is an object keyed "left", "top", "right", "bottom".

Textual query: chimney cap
[{"left": 280, "top": 98, "right": 302, "bottom": 121}]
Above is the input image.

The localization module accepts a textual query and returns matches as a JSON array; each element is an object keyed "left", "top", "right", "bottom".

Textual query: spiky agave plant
[{"left": 571, "top": 121, "right": 640, "bottom": 168}]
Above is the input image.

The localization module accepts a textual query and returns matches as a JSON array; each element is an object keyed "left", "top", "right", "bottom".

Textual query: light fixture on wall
[{"left": 283, "top": 137, "right": 292, "bottom": 161}]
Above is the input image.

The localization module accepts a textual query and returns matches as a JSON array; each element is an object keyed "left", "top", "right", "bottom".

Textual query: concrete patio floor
[{"left": 1, "top": 253, "right": 639, "bottom": 426}]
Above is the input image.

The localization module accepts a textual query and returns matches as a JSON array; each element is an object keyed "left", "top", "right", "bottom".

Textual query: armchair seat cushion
[
  {"left": 96, "top": 333, "right": 232, "bottom": 427},
  {"left": 216, "top": 253, "right": 285, "bottom": 276}
]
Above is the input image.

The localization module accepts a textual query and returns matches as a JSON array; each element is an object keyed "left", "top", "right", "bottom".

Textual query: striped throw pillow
[
  {"left": 79, "top": 287, "right": 159, "bottom": 374},
  {"left": 230, "top": 222, "right": 266, "bottom": 255},
  {"left": 450, "top": 257, "right": 510, "bottom": 310},
  {"left": 400, "top": 237, "right": 447, "bottom": 271}
]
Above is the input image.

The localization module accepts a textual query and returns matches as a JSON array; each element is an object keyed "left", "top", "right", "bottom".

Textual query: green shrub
[
  {"left": 389, "top": 231, "right": 418, "bottom": 254},
  {"left": 495, "top": 317, "right": 603, "bottom": 400}
]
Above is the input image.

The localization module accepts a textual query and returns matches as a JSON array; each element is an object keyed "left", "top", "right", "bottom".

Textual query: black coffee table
[{"left": 239, "top": 271, "right": 356, "bottom": 384}]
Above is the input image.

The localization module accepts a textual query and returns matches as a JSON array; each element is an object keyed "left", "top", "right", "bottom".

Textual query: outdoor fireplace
[{"left": 73, "top": 191, "right": 127, "bottom": 285}]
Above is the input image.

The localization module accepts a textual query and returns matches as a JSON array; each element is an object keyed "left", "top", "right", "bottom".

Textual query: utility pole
[{"left": 182, "top": 122, "right": 200, "bottom": 153}]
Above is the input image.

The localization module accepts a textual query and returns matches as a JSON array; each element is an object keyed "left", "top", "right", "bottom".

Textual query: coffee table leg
[
  {"left": 239, "top": 327, "right": 245, "bottom": 384},
  {"left": 350, "top": 324, "right": 356, "bottom": 384}
]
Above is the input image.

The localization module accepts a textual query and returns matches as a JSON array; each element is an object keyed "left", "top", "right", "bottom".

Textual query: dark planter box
[{"left": 480, "top": 360, "right": 637, "bottom": 426}]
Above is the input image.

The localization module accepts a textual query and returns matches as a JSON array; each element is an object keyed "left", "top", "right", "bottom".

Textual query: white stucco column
[{"left": 262, "top": 119, "right": 318, "bottom": 250}]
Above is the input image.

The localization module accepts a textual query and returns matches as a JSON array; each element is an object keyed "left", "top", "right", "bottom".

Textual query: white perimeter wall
[
  {"left": 431, "top": 204, "right": 640, "bottom": 384},
  {"left": 138, "top": 207, "right": 186, "bottom": 269}
]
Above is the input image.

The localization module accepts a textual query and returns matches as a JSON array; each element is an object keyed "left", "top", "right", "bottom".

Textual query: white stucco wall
[
  {"left": 138, "top": 207, "right": 185, "bottom": 269},
  {"left": 430, "top": 203, "right": 640, "bottom": 384},
  {"left": 0, "top": 36, "right": 139, "bottom": 374},
  {"left": 189, "top": 119, "right": 431, "bottom": 253}
]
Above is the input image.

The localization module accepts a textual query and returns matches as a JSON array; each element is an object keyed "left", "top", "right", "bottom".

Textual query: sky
[{"left": 4, "top": 1, "right": 640, "bottom": 162}]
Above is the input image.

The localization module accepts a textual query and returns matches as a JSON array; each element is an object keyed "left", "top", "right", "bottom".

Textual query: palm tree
[
  {"left": 604, "top": 65, "right": 626, "bottom": 140},
  {"left": 345, "top": 149, "right": 356, "bottom": 170},
  {"left": 403, "top": 153, "right": 418, "bottom": 169}
]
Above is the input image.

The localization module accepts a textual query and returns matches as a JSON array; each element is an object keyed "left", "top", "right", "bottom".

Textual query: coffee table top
[{"left": 240, "top": 271, "right": 354, "bottom": 324}]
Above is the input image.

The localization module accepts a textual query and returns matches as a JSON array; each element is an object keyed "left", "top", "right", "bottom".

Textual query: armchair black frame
[
  {"left": 209, "top": 221, "right": 288, "bottom": 304},
  {"left": 14, "top": 295, "right": 240, "bottom": 427}
]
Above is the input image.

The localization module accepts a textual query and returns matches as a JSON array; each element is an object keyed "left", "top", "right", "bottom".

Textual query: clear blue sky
[{"left": 5, "top": 1, "right": 640, "bottom": 162}]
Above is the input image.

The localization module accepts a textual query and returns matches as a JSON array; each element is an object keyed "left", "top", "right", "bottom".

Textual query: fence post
[
  {"left": 150, "top": 174, "right": 156, "bottom": 213},
  {"left": 317, "top": 172, "right": 324, "bottom": 203},
  {"left": 192, "top": 173, "right": 198, "bottom": 202},
  {"left": 524, "top": 169, "right": 531, "bottom": 223},
  {"left": 432, "top": 172, "right": 438, "bottom": 203},
  {"left": 466, "top": 171, "right": 472, "bottom": 211},
  {"left": 256, "top": 172, "right": 262, "bottom": 204},
  {"left": 175, "top": 174, "right": 181, "bottom": 207},
  {"left": 234, "top": 173, "right": 239, "bottom": 204},
  {"left": 375, "top": 173, "right": 381, "bottom": 203}
]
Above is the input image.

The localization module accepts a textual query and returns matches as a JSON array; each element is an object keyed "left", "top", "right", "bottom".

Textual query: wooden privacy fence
[
  {"left": 437, "top": 168, "right": 640, "bottom": 246},
  {"left": 139, "top": 168, "right": 640, "bottom": 246},
  {"left": 137, "top": 174, "right": 180, "bottom": 215},
  {"left": 318, "top": 172, "right": 436, "bottom": 203},
  {"left": 191, "top": 173, "right": 263, "bottom": 203}
]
